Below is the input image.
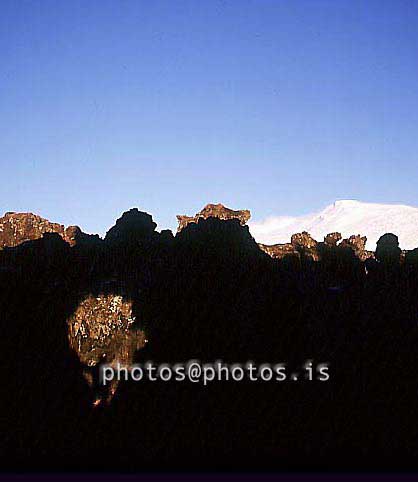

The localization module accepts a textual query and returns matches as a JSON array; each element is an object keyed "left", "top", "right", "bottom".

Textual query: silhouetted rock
[
  {"left": 376, "top": 233, "right": 402, "bottom": 265},
  {"left": 65, "top": 225, "right": 103, "bottom": 247},
  {"left": 160, "top": 229, "right": 175, "bottom": 242},
  {"left": 405, "top": 248, "right": 418, "bottom": 266},
  {"left": 176, "top": 203, "right": 251, "bottom": 232},
  {"left": 105, "top": 208, "right": 158, "bottom": 244},
  {"left": 175, "top": 216, "right": 262, "bottom": 262}
]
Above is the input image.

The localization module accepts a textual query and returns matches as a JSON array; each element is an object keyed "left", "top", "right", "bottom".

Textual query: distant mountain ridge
[{"left": 249, "top": 200, "right": 418, "bottom": 250}]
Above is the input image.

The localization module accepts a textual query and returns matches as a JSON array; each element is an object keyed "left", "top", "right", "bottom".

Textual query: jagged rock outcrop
[
  {"left": 258, "top": 231, "right": 318, "bottom": 261},
  {"left": 291, "top": 231, "right": 318, "bottom": 250},
  {"left": 258, "top": 242, "right": 299, "bottom": 260},
  {"left": 67, "top": 291, "right": 146, "bottom": 404},
  {"left": 339, "top": 234, "right": 373, "bottom": 261},
  {"left": 0, "top": 212, "right": 85, "bottom": 248},
  {"left": 177, "top": 203, "right": 251, "bottom": 232},
  {"left": 324, "top": 232, "right": 342, "bottom": 246},
  {"left": 260, "top": 231, "right": 373, "bottom": 262},
  {"left": 290, "top": 231, "right": 319, "bottom": 260}
]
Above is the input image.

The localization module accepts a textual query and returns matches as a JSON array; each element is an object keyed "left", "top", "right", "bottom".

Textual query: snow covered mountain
[{"left": 249, "top": 200, "right": 418, "bottom": 250}]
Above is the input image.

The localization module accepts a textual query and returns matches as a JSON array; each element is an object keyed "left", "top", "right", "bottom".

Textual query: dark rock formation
[
  {"left": 375, "top": 233, "right": 402, "bottom": 265},
  {"left": 105, "top": 208, "right": 158, "bottom": 244},
  {"left": 3, "top": 202, "right": 418, "bottom": 471},
  {"left": 65, "top": 225, "right": 102, "bottom": 247},
  {"left": 177, "top": 203, "right": 251, "bottom": 232},
  {"left": 405, "top": 248, "right": 418, "bottom": 266},
  {"left": 0, "top": 211, "right": 86, "bottom": 248}
]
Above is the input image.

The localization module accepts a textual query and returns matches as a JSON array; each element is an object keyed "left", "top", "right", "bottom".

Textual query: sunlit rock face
[
  {"left": 67, "top": 292, "right": 146, "bottom": 405},
  {"left": 339, "top": 234, "right": 373, "bottom": 261},
  {"left": 290, "top": 231, "right": 319, "bottom": 261},
  {"left": 259, "top": 231, "right": 374, "bottom": 262},
  {"left": 0, "top": 211, "right": 83, "bottom": 248},
  {"left": 258, "top": 242, "right": 300, "bottom": 261},
  {"left": 258, "top": 231, "right": 319, "bottom": 262},
  {"left": 176, "top": 203, "right": 251, "bottom": 232},
  {"left": 324, "top": 232, "right": 342, "bottom": 247}
]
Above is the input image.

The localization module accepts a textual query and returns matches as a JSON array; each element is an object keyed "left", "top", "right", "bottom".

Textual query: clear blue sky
[{"left": 1, "top": 0, "right": 418, "bottom": 234}]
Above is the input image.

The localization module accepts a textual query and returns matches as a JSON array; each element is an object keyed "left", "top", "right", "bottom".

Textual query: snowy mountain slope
[{"left": 248, "top": 200, "right": 418, "bottom": 250}]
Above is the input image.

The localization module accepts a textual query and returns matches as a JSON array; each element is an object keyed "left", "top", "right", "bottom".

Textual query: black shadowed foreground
[{"left": 1, "top": 205, "right": 418, "bottom": 471}]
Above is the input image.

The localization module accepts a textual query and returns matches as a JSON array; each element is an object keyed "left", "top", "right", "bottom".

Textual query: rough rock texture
[
  {"left": 291, "top": 231, "right": 318, "bottom": 250},
  {"left": 324, "top": 232, "right": 342, "bottom": 246},
  {"left": 0, "top": 212, "right": 84, "bottom": 248},
  {"left": 258, "top": 242, "right": 300, "bottom": 261},
  {"left": 290, "top": 231, "right": 319, "bottom": 261},
  {"left": 177, "top": 203, "right": 251, "bottom": 232},
  {"left": 339, "top": 235, "right": 373, "bottom": 261},
  {"left": 258, "top": 231, "right": 318, "bottom": 261},
  {"left": 260, "top": 231, "right": 373, "bottom": 262},
  {"left": 67, "top": 291, "right": 145, "bottom": 404}
]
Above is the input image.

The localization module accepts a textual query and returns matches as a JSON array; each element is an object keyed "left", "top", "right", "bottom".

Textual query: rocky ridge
[
  {"left": 0, "top": 206, "right": 379, "bottom": 263},
  {"left": 0, "top": 212, "right": 84, "bottom": 248},
  {"left": 177, "top": 203, "right": 251, "bottom": 232}
]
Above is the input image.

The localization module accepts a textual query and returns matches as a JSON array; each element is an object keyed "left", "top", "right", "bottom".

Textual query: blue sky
[{"left": 1, "top": 0, "right": 418, "bottom": 234}]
